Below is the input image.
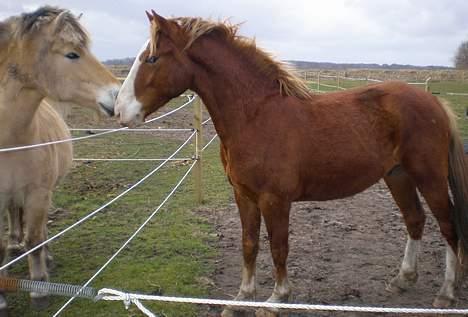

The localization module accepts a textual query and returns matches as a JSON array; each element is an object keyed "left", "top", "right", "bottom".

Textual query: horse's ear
[
  {"left": 150, "top": 10, "right": 170, "bottom": 33},
  {"left": 0, "top": 21, "right": 10, "bottom": 46},
  {"left": 52, "top": 10, "right": 68, "bottom": 34},
  {"left": 145, "top": 11, "right": 153, "bottom": 22}
]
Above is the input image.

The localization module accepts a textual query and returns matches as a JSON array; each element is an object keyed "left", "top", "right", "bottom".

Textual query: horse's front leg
[
  {"left": 222, "top": 190, "right": 261, "bottom": 317},
  {"left": 0, "top": 195, "right": 9, "bottom": 315},
  {"left": 23, "top": 187, "right": 51, "bottom": 310},
  {"left": 256, "top": 193, "right": 291, "bottom": 317},
  {"left": 7, "top": 203, "right": 24, "bottom": 256}
]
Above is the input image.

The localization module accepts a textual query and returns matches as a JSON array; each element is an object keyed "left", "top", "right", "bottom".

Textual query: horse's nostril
[
  {"left": 98, "top": 102, "right": 114, "bottom": 117},
  {"left": 111, "top": 88, "right": 120, "bottom": 99}
]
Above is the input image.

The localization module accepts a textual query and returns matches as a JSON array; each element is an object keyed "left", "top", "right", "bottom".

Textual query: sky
[{"left": 1, "top": 0, "right": 468, "bottom": 66}]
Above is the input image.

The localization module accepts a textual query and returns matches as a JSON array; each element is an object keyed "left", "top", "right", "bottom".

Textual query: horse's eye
[
  {"left": 146, "top": 56, "right": 158, "bottom": 64},
  {"left": 65, "top": 52, "right": 80, "bottom": 60}
]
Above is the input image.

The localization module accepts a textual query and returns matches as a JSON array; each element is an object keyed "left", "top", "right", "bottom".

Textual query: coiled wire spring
[{"left": 0, "top": 277, "right": 96, "bottom": 299}]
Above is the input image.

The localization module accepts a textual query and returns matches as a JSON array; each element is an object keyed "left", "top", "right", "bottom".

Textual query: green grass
[
  {"left": 7, "top": 102, "right": 232, "bottom": 316},
  {"left": 430, "top": 81, "right": 468, "bottom": 138}
]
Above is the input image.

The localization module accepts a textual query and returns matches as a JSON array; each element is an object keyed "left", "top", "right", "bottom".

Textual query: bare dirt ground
[{"left": 200, "top": 181, "right": 468, "bottom": 317}]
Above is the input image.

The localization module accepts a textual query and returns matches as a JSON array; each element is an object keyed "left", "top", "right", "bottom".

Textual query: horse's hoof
[
  {"left": 433, "top": 295, "right": 456, "bottom": 308},
  {"left": 7, "top": 243, "right": 24, "bottom": 257},
  {"left": 386, "top": 272, "right": 418, "bottom": 293},
  {"left": 221, "top": 308, "right": 235, "bottom": 317},
  {"left": 0, "top": 295, "right": 7, "bottom": 317},
  {"left": 46, "top": 254, "right": 54, "bottom": 270},
  {"left": 221, "top": 308, "right": 254, "bottom": 317},
  {"left": 386, "top": 281, "right": 405, "bottom": 294},
  {"left": 30, "top": 295, "right": 49, "bottom": 311},
  {"left": 255, "top": 308, "right": 279, "bottom": 317}
]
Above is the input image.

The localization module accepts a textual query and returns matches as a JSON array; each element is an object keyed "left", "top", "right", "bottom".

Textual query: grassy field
[{"left": 6, "top": 77, "right": 467, "bottom": 317}]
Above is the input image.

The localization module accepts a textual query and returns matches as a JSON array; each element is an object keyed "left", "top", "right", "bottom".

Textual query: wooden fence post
[
  {"left": 425, "top": 77, "right": 431, "bottom": 93},
  {"left": 317, "top": 71, "right": 320, "bottom": 92},
  {"left": 194, "top": 96, "right": 203, "bottom": 205}
]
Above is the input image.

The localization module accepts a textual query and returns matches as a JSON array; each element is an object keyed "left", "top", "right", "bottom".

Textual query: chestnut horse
[
  {"left": 115, "top": 12, "right": 468, "bottom": 316},
  {"left": 0, "top": 6, "right": 119, "bottom": 312}
]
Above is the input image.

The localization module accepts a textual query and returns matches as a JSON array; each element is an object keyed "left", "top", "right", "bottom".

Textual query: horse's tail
[{"left": 441, "top": 101, "right": 468, "bottom": 257}]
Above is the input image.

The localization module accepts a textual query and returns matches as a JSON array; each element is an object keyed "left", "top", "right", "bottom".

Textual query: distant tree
[{"left": 454, "top": 41, "right": 468, "bottom": 69}]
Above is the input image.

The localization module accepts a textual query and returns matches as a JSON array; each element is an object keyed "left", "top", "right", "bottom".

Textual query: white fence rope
[
  {"left": 446, "top": 92, "right": 468, "bottom": 96},
  {"left": 338, "top": 76, "right": 367, "bottom": 81},
  {"left": 202, "top": 134, "right": 219, "bottom": 151},
  {"left": 318, "top": 74, "right": 338, "bottom": 79},
  {"left": 202, "top": 117, "right": 212, "bottom": 125},
  {"left": 0, "top": 131, "right": 196, "bottom": 272},
  {"left": 0, "top": 95, "right": 195, "bottom": 153},
  {"left": 70, "top": 128, "right": 193, "bottom": 132},
  {"left": 73, "top": 158, "right": 193, "bottom": 162},
  {"left": 307, "top": 73, "right": 435, "bottom": 93},
  {"left": 96, "top": 288, "right": 468, "bottom": 316},
  {"left": 53, "top": 160, "right": 198, "bottom": 316}
]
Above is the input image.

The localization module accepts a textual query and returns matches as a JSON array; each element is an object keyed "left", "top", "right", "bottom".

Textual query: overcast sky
[{"left": 2, "top": 0, "right": 468, "bottom": 66}]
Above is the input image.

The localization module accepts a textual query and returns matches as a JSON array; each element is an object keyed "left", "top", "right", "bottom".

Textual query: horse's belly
[
  {"left": 299, "top": 163, "right": 384, "bottom": 201},
  {"left": 0, "top": 154, "right": 58, "bottom": 193}
]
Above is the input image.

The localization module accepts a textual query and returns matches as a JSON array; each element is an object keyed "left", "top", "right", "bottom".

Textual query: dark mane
[
  {"left": 0, "top": 21, "right": 8, "bottom": 44},
  {"left": 16, "top": 6, "right": 89, "bottom": 47},
  {"left": 169, "top": 17, "right": 313, "bottom": 100}
]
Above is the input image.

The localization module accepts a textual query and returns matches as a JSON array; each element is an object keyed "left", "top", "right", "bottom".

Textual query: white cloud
[
  {"left": 2, "top": 0, "right": 468, "bottom": 66},
  {"left": 78, "top": 10, "right": 147, "bottom": 60}
]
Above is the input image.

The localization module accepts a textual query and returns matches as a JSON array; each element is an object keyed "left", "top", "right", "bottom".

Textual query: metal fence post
[{"left": 194, "top": 96, "right": 203, "bottom": 204}]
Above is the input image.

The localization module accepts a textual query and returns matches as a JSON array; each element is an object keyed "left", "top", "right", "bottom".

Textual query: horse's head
[
  {"left": 115, "top": 11, "right": 193, "bottom": 127},
  {"left": 7, "top": 6, "right": 119, "bottom": 116}
]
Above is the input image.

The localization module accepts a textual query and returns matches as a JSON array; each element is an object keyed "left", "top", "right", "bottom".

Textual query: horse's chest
[{"left": 222, "top": 147, "right": 297, "bottom": 201}]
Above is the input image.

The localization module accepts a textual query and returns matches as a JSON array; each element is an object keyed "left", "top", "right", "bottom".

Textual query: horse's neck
[
  {"left": 189, "top": 37, "right": 278, "bottom": 145},
  {"left": 0, "top": 79, "right": 44, "bottom": 145}
]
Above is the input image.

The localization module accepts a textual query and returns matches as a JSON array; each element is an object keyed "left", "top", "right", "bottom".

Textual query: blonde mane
[
  {"left": 2, "top": 6, "right": 89, "bottom": 52},
  {"left": 170, "top": 17, "right": 313, "bottom": 100}
]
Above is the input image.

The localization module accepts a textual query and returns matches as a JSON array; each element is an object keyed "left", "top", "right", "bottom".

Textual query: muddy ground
[{"left": 201, "top": 181, "right": 468, "bottom": 317}]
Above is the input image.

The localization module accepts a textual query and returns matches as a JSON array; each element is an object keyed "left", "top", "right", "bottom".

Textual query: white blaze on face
[{"left": 115, "top": 39, "right": 149, "bottom": 126}]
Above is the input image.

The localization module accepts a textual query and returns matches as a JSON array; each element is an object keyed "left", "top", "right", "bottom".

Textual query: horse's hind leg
[
  {"left": 384, "top": 167, "right": 426, "bottom": 293},
  {"left": 417, "top": 182, "right": 459, "bottom": 307},
  {"left": 23, "top": 188, "right": 51, "bottom": 310},
  {"left": 405, "top": 164, "right": 459, "bottom": 307}
]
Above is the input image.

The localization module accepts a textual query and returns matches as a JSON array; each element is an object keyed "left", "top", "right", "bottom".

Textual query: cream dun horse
[{"left": 0, "top": 6, "right": 119, "bottom": 313}]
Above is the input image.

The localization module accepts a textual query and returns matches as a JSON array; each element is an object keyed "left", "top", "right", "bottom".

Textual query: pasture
[{"left": 6, "top": 70, "right": 468, "bottom": 317}]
